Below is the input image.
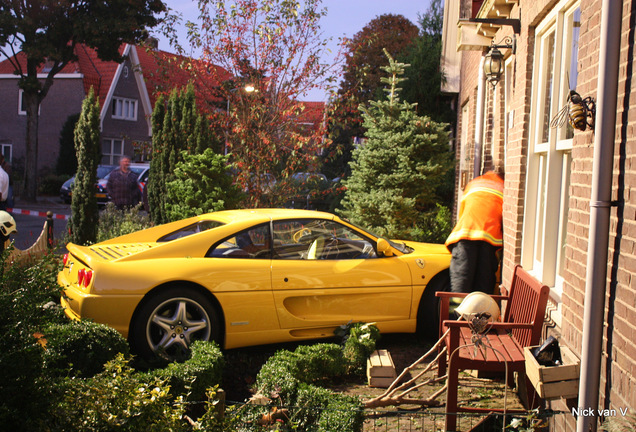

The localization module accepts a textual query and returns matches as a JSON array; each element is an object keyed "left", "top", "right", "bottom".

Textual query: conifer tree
[
  {"left": 69, "top": 88, "right": 101, "bottom": 245},
  {"left": 339, "top": 50, "right": 453, "bottom": 242},
  {"left": 148, "top": 84, "right": 218, "bottom": 224}
]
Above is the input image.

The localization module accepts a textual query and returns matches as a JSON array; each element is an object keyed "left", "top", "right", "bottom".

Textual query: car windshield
[
  {"left": 345, "top": 221, "right": 414, "bottom": 254},
  {"left": 157, "top": 220, "right": 225, "bottom": 242},
  {"left": 96, "top": 166, "right": 115, "bottom": 178}
]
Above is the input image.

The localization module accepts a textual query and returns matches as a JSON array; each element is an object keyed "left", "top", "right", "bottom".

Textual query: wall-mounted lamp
[{"left": 483, "top": 36, "right": 516, "bottom": 87}]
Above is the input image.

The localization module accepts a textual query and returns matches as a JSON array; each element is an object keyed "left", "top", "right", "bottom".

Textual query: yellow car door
[{"left": 270, "top": 218, "right": 413, "bottom": 329}]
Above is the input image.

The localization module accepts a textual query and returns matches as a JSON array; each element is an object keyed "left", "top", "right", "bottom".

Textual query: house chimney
[{"left": 144, "top": 37, "right": 159, "bottom": 50}]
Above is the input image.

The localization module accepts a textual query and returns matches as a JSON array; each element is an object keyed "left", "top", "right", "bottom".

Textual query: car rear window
[{"left": 157, "top": 220, "right": 224, "bottom": 242}]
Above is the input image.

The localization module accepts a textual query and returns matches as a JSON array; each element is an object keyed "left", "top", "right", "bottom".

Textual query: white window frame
[
  {"left": 18, "top": 89, "right": 26, "bottom": 115},
  {"left": 102, "top": 138, "right": 124, "bottom": 165},
  {"left": 111, "top": 97, "right": 138, "bottom": 121},
  {"left": 18, "top": 89, "right": 42, "bottom": 116},
  {"left": 0, "top": 144, "right": 12, "bottom": 162},
  {"left": 522, "top": 0, "right": 581, "bottom": 304}
]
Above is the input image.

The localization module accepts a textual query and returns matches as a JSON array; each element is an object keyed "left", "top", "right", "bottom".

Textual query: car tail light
[
  {"left": 83, "top": 270, "right": 93, "bottom": 287},
  {"left": 63, "top": 253, "right": 69, "bottom": 266},
  {"left": 77, "top": 268, "right": 94, "bottom": 288}
]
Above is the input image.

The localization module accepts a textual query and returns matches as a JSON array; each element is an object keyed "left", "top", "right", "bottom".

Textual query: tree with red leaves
[
  {"left": 323, "top": 14, "right": 418, "bottom": 180},
  {"left": 174, "top": 0, "right": 343, "bottom": 207}
]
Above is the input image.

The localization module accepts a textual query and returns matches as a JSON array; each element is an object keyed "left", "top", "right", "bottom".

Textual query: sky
[{"left": 152, "top": 0, "right": 432, "bottom": 101}]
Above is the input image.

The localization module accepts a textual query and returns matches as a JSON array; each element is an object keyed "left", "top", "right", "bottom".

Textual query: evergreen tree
[
  {"left": 56, "top": 113, "right": 80, "bottom": 176},
  {"left": 69, "top": 88, "right": 101, "bottom": 245},
  {"left": 148, "top": 94, "right": 166, "bottom": 224},
  {"left": 164, "top": 148, "right": 242, "bottom": 221},
  {"left": 148, "top": 84, "right": 218, "bottom": 224},
  {"left": 339, "top": 50, "right": 454, "bottom": 242}
]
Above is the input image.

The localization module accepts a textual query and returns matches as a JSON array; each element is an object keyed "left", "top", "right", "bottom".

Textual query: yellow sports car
[{"left": 59, "top": 209, "right": 451, "bottom": 361}]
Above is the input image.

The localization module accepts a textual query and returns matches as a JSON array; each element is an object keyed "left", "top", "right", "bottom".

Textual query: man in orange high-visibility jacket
[{"left": 445, "top": 166, "right": 504, "bottom": 294}]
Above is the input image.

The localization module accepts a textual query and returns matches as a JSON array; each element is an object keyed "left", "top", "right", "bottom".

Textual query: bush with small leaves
[
  {"left": 96, "top": 202, "right": 152, "bottom": 243},
  {"left": 43, "top": 320, "right": 129, "bottom": 378},
  {"left": 50, "top": 353, "right": 189, "bottom": 432},
  {"left": 0, "top": 252, "right": 66, "bottom": 430},
  {"left": 146, "top": 340, "right": 224, "bottom": 402}
]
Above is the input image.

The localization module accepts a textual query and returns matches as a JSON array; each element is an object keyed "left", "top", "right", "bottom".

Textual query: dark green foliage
[
  {"left": 96, "top": 202, "right": 152, "bottom": 243},
  {"left": 149, "top": 85, "right": 219, "bottom": 224},
  {"left": 164, "top": 148, "right": 243, "bottom": 221},
  {"left": 56, "top": 113, "right": 81, "bottom": 176},
  {"left": 148, "top": 93, "right": 166, "bottom": 224},
  {"left": 0, "top": 252, "right": 66, "bottom": 430},
  {"left": 38, "top": 174, "right": 69, "bottom": 195},
  {"left": 341, "top": 323, "right": 381, "bottom": 374},
  {"left": 69, "top": 88, "right": 101, "bottom": 245},
  {"left": 317, "top": 394, "right": 365, "bottom": 432},
  {"left": 399, "top": 0, "right": 456, "bottom": 125},
  {"left": 256, "top": 343, "right": 347, "bottom": 398},
  {"left": 43, "top": 320, "right": 129, "bottom": 378},
  {"left": 339, "top": 51, "right": 454, "bottom": 242},
  {"left": 50, "top": 354, "right": 189, "bottom": 432},
  {"left": 147, "top": 341, "right": 224, "bottom": 402}
]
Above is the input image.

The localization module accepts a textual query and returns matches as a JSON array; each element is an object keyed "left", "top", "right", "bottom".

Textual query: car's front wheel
[{"left": 131, "top": 287, "right": 220, "bottom": 362}]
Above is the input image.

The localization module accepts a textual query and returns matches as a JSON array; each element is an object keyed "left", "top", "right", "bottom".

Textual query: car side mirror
[{"left": 376, "top": 238, "right": 395, "bottom": 257}]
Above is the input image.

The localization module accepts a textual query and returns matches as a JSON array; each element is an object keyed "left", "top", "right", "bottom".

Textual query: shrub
[
  {"left": 50, "top": 353, "right": 189, "bottom": 432},
  {"left": 254, "top": 333, "right": 376, "bottom": 432},
  {"left": 163, "top": 149, "right": 243, "bottom": 223},
  {"left": 147, "top": 341, "right": 224, "bottom": 402},
  {"left": 38, "top": 174, "right": 70, "bottom": 195},
  {"left": 0, "top": 252, "right": 67, "bottom": 430},
  {"left": 317, "top": 394, "right": 364, "bottom": 432},
  {"left": 96, "top": 202, "right": 152, "bottom": 242},
  {"left": 256, "top": 343, "right": 346, "bottom": 401},
  {"left": 43, "top": 320, "right": 129, "bottom": 378},
  {"left": 340, "top": 322, "right": 381, "bottom": 374}
]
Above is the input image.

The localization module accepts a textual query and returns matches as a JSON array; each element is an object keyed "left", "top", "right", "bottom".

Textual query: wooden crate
[
  {"left": 524, "top": 345, "right": 580, "bottom": 399},
  {"left": 367, "top": 349, "right": 397, "bottom": 388}
]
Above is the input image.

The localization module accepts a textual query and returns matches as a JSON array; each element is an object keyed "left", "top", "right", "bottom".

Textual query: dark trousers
[{"left": 449, "top": 240, "right": 500, "bottom": 294}]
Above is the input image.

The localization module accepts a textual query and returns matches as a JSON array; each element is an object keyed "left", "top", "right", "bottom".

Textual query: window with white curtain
[
  {"left": 111, "top": 97, "right": 138, "bottom": 121},
  {"left": 523, "top": 1, "right": 581, "bottom": 302}
]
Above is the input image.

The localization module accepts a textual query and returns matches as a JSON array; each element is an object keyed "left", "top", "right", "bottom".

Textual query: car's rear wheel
[
  {"left": 416, "top": 270, "right": 451, "bottom": 341},
  {"left": 131, "top": 287, "right": 220, "bottom": 362}
]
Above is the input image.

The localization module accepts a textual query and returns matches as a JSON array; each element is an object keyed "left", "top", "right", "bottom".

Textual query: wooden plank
[{"left": 367, "top": 349, "right": 397, "bottom": 388}]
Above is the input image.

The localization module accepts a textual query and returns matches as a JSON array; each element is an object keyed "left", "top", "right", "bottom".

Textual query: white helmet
[
  {"left": 455, "top": 292, "right": 501, "bottom": 322},
  {"left": 0, "top": 211, "right": 17, "bottom": 236}
]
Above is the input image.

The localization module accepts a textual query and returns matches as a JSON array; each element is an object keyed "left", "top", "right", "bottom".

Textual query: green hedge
[
  {"left": 43, "top": 320, "right": 129, "bottom": 378},
  {"left": 145, "top": 340, "right": 224, "bottom": 402},
  {"left": 253, "top": 323, "right": 379, "bottom": 432}
]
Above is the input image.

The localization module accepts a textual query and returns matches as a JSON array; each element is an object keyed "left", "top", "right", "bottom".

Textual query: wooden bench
[{"left": 435, "top": 265, "right": 550, "bottom": 432}]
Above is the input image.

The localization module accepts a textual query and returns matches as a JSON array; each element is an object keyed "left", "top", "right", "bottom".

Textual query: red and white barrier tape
[{"left": 7, "top": 208, "right": 70, "bottom": 220}]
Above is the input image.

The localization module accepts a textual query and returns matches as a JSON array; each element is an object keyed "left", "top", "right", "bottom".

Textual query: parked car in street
[
  {"left": 58, "top": 208, "right": 451, "bottom": 361},
  {"left": 59, "top": 165, "right": 116, "bottom": 204}
]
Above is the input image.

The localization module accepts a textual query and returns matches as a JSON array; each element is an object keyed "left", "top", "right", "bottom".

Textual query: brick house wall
[
  {"left": 0, "top": 76, "right": 85, "bottom": 178},
  {"left": 448, "top": 0, "right": 636, "bottom": 429}
]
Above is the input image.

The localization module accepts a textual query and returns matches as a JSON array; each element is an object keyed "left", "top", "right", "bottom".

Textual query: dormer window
[{"left": 112, "top": 97, "right": 138, "bottom": 121}]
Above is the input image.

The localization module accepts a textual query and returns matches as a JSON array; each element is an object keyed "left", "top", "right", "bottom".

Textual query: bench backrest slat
[{"left": 503, "top": 265, "right": 551, "bottom": 347}]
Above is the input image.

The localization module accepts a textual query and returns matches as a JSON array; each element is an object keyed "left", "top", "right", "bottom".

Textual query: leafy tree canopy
[
  {"left": 323, "top": 14, "right": 418, "bottom": 179},
  {"left": 0, "top": 0, "right": 166, "bottom": 201},
  {"left": 170, "top": 0, "right": 343, "bottom": 207}
]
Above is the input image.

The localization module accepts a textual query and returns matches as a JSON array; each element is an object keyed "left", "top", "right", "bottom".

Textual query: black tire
[
  {"left": 416, "top": 270, "right": 451, "bottom": 341},
  {"left": 131, "top": 287, "right": 221, "bottom": 362}
]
